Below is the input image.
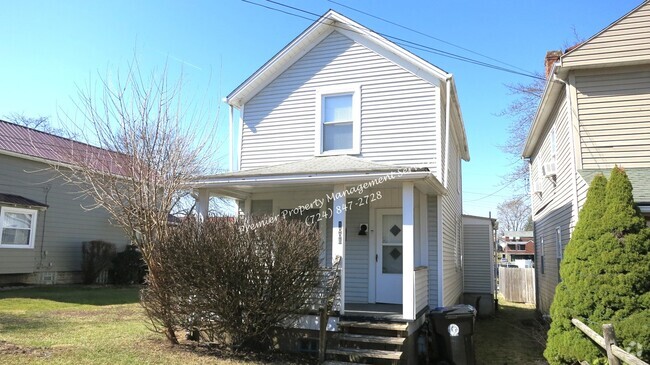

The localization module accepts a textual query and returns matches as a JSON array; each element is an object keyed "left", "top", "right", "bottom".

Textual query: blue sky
[{"left": 0, "top": 0, "right": 643, "bottom": 218}]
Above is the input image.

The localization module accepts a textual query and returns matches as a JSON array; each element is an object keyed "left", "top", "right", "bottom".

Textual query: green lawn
[
  {"left": 474, "top": 295, "right": 548, "bottom": 365},
  {"left": 0, "top": 286, "right": 310, "bottom": 365}
]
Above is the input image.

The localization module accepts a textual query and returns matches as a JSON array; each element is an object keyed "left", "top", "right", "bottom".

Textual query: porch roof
[
  {"left": 192, "top": 156, "right": 445, "bottom": 197},
  {"left": 579, "top": 168, "right": 650, "bottom": 205}
]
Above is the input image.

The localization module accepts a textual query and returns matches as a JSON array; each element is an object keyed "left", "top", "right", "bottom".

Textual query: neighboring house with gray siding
[
  {"left": 191, "top": 10, "right": 471, "bottom": 362},
  {"left": 0, "top": 120, "right": 130, "bottom": 284},
  {"left": 522, "top": 0, "right": 650, "bottom": 314}
]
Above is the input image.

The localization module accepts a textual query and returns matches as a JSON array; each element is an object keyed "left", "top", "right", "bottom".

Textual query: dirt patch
[{"left": 0, "top": 340, "right": 52, "bottom": 358}]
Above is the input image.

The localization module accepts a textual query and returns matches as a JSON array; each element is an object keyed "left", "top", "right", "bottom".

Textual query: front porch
[{"left": 193, "top": 156, "right": 445, "bottom": 322}]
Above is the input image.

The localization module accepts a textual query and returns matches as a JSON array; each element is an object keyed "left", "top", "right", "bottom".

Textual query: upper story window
[
  {"left": 0, "top": 207, "right": 38, "bottom": 249},
  {"left": 315, "top": 85, "right": 360, "bottom": 155}
]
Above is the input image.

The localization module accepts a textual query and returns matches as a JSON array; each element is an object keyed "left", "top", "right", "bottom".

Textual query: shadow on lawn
[
  {"left": 474, "top": 299, "right": 549, "bottom": 365},
  {"left": 0, "top": 285, "right": 141, "bottom": 306}
]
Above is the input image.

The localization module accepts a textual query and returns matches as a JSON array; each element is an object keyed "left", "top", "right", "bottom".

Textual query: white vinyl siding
[
  {"left": 441, "top": 143, "right": 463, "bottom": 305},
  {"left": 529, "top": 94, "right": 575, "bottom": 314},
  {"left": 575, "top": 65, "right": 650, "bottom": 169},
  {"left": 427, "top": 195, "right": 439, "bottom": 307},
  {"left": 241, "top": 30, "right": 438, "bottom": 170},
  {"left": 562, "top": 3, "right": 650, "bottom": 68},
  {"left": 344, "top": 198, "right": 369, "bottom": 303},
  {"left": 462, "top": 221, "right": 493, "bottom": 294}
]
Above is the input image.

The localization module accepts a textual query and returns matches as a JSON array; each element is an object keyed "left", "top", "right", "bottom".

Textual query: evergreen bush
[
  {"left": 81, "top": 240, "right": 117, "bottom": 284},
  {"left": 110, "top": 245, "right": 147, "bottom": 285},
  {"left": 545, "top": 167, "right": 650, "bottom": 364}
]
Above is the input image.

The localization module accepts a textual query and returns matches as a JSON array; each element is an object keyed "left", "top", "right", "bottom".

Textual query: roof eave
[
  {"left": 522, "top": 64, "right": 566, "bottom": 158},
  {"left": 226, "top": 10, "right": 450, "bottom": 108}
]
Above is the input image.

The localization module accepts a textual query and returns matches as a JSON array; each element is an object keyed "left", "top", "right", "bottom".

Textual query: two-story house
[
  {"left": 0, "top": 120, "right": 130, "bottom": 285},
  {"left": 522, "top": 0, "right": 650, "bottom": 314},
  {"left": 501, "top": 231, "right": 534, "bottom": 268},
  {"left": 192, "top": 10, "right": 470, "bottom": 363}
]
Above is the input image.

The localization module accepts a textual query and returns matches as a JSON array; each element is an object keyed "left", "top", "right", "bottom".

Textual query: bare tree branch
[{"left": 51, "top": 59, "right": 219, "bottom": 343}]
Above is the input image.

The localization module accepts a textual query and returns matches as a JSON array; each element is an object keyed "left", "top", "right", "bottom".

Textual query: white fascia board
[
  {"left": 336, "top": 28, "right": 446, "bottom": 87},
  {"left": 522, "top": 65, "right": 566, "bottom": 158},
  {"left": 193, "top": 171, "right": 432, "bottom": 186},
  {"left": 448, "top": 77, "right": 470, "bottom": 161},
  {"left": 226, "top": 10, "right": 451, "bottom": 107},
  {"left": 226, "top": 16, "right": 336, "bottom": 108}
]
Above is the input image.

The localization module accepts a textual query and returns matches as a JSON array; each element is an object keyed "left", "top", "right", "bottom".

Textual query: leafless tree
[
  {"left": 4, "top": 114, "right": 66, "bottom": 136},
  {"left": 497, "top": 197, "right": 532, "bottom": 235},
  {"left": 497, "top": 73, "right": 546, "bottom": 195},
  {"left": 54, "top": 60, "right": 218, "bottom": 343}
]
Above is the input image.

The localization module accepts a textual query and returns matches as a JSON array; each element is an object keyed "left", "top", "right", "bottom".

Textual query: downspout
[
  {"left": 444, "top": 76, "right": 452, "bottom": 188},
  {"left": 228, "top": 102, "right": 234, "bottom": 172}
]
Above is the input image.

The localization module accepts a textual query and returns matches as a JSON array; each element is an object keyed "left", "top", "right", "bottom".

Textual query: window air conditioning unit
[
  {"left": 542, "top": 161, "right": 557, "bottom": 177},
  {"left": 532, "top": 179, "right": 542, "bottom": 194}
]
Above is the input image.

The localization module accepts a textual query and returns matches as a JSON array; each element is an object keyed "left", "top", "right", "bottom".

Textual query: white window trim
[
  {"left": 0, "top": 206, "right": 38, "bottom": 249},
  {"left": 314, "top": 84, "right": 361, "bottom": 156}
]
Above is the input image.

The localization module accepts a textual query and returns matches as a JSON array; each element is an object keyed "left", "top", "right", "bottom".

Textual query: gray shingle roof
[
  {"left": 579, "top": 168, "right": 650, "bottom": 204},
  {"left": 0, "top": 193, "right": 48, "bottom": 209},
  {"left": 200, "top": 155, "right": 428, "bottom": 179}
]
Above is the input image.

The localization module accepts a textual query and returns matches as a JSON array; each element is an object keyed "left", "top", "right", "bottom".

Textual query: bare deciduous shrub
[
  {"left": 141, "top": 217, "right": 323, "bottom": 350},
  {"left": 81, "top": 240, "right": 117, "bottom": 284}
]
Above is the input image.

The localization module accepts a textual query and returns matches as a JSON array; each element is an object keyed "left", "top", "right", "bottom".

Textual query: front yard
[{"left": 0, "top": 286, "right": 310, "bottom": 365}]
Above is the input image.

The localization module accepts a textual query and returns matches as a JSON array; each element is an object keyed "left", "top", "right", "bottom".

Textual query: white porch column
[
  {"left": 244, "top": 198, "right": 252, "bottom": 216},
  {"left": 402, "top": 182, "right": 415, "bottom": 320},
  {"left": 332, "top": 184, "right": 346, "bottom": 313},
  {"left": 196, "top": 189, "right": 210, "bottom": 221}
]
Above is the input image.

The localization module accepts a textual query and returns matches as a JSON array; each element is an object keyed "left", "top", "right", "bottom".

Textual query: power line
[
  {"left": 327, "top": 0, "right": 535, "bottom": 75},
  {"left": 242, "top": 0, "right": 543, "bottom": 80}
]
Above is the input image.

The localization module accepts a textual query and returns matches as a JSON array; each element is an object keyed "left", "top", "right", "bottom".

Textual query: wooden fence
[
  {"left": 499, "top": 267, "right": 535, "bottom": 304},
  {"left": 572, "top": 318, "right": 649, "bottom": 365}
]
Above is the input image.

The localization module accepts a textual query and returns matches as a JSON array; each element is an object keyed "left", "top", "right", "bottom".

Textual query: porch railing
[
  {"left": 414, "top": 266, "right": 429, "bottom": 316},
  {"left": 313, "top": 256, "right": 340, "bottom": 364}
]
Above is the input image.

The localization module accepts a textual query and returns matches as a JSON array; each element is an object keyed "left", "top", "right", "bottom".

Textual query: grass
[
  {"left": 474, "top": 294, "right": 548, "bottom": 365},
  {"left": 0, "top": 286, "right": 311, "bottom": 365}
]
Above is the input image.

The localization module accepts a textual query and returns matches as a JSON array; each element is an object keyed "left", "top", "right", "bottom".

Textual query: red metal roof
[{"left": 0, "top": 120, "right": 127, "bottom": 175}]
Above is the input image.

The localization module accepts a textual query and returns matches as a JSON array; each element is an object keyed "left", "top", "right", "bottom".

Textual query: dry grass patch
[
  {"left": 0, "top": 286, "right": 314, "bottom": 365},
  {"left": 474, "top": 295, "right": 548, "bottom": 365}
]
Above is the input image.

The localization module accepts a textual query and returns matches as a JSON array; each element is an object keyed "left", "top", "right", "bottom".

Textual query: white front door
[{"left": 375, "top": 210, "right": 403, "bottom": 304}]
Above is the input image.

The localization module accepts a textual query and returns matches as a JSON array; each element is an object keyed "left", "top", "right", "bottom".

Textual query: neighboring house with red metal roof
[{"left": 0, "top": 120, "right": 129, "bottom": 284}]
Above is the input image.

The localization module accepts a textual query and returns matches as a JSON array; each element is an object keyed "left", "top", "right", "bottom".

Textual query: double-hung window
[
  {"left": 0, "top": 207, "right": 38, "bottom": 249},
  {"left": 316, "top": 85, "right": 360, "bottom": 155}
]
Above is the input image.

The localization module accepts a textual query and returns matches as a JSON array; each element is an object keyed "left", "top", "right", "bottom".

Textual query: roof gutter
[{"left": 443, "top": 76, "right": 452, "bottom": 188}]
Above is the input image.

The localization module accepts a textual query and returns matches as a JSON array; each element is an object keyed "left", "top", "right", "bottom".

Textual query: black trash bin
[{"left": 428, "top": 304, "right": 476, "bottom": 365}]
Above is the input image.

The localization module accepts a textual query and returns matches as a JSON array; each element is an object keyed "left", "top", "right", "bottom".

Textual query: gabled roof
[
  {"left": 227, "top": 10, "right": 450, "bottom": 108},
  {"left": 523, "top": 1, "right": 650, "bottom": 157},
  {"left": 0, "top": 120, "right": 126, "bottom": 174},
  {"left": 560, "top": 0, "right": 650, "bottom": 69},
  {"left": 0, "top": 193, "right": 48, "bottom": 209},
  {"left": 226, "top": 10, "right": 469, "bottom": 161}
]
